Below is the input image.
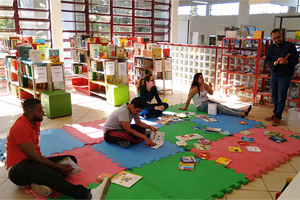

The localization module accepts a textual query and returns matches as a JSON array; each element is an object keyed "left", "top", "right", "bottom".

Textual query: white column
[
  {"left": 237, "top": 0, "right": 250, "bottom": 27},
  {"left": 171, "top": 0, "right": 179, "bottom": 43},
  {"left": 50, "top": 0, "right": 64, "bottom": 62}
]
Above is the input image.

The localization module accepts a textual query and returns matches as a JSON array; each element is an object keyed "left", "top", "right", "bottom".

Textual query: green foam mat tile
[
  {"left": 130, "top": 152, "right": 248, "bottom": 199},
  {"left": 158, "top": 120, "right": 228, "bottom": 149},
  {"left": 88, "top": 177, "right": 169, "bottom": 200},
  {"left": 166, "top": 103, "right": 208, "bottom": 116}
]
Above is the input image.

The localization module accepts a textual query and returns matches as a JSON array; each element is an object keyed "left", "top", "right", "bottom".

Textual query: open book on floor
[{"left": 111, "top": 171, "right": 143, "bottom": 188}]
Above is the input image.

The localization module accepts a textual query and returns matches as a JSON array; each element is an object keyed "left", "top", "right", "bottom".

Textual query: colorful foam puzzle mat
[{"left": 1, "top": 104, "right": 300, "bottom": 200}]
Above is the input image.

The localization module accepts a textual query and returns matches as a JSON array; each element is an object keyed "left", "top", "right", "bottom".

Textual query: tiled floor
[{"left": 0, "top": 86, "right": 300, "bottom": 200}]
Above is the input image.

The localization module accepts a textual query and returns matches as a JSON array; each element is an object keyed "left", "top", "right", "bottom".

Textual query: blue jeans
[
  {"left": 8, "top": 155, "right": 91, "bottom": 199},
  {"left": 139, "top": 103, "right": 169, "bottom": 118},
  {"left": 197, "top": 100, "right": 243, "bottom": 117},
  {"left": 270, "top": 75, "right": 292, "bottom": 120}
]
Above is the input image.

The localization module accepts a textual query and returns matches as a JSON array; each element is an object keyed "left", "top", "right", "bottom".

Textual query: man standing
[
  {"left": 265, "top": 29, "right": 299, "bottom": 126},
  {"left": 6, "top": 98, "right": 110, "bottom": 199}
]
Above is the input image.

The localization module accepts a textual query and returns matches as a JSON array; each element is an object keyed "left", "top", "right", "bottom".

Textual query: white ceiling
[{"left": 178, "top": 0, "right": 298, "bottom": 7}]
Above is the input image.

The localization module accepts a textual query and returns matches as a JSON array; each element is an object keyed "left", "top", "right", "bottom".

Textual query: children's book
[
  {"left": 204, "top": 127, "right": 222, "bottom": 133},
  {"left": 268, "top": 135, "right": 287, "bottom": 143},
  {"left": 255, "top": 124, "right": 266, "bottom": 129},
  {"left": 184, "top": 112, "right": 195, "bottom": 116},
  {"left": 193, "top": 143, "right": 212, "bottom": 150},
  {"left": 215, "top": 157, "right": 232, "bottom": 166},
  {"left": 178, "top": 162, "right": 195, "bottom": 171},
  {"left": 240, "top": 136, "right": 254, "bottom": 143},
  {"left": 111, "top": 171, "right": 143, "bottom": 188},
  {"left": 180, "top": 156, "right": 197, "bottom": 163},
  {"left": 174, "top": 113, "right": 188, "bottom": 118},
  {"left": 195, "top": 114, "right": 210, "bottom": 119},
  {"left": 263, "top": 130, "right": 283, "bottom": 137},
  {"left": 57, "top": 157, "right": 83, "bottom": 177},
  {"left": 239, "top": 130, "right": 253, "bottom": 135},
  {"left": 234, "top": 140, "right": 249, "bottom": 146},
  {"left": 196, "top": 152, "right": 213, "bottom": 160},
  {"left": 246, "top": 146, "right": 261, "bottom": 152},
  {"left": 176, "top": 141, "right": 187, "bottom": 147},
  {"left": 228, "top": 146, "right": 242, "bottom": 152},
  {"left": 192, "top": 126, "right": 203, "bottom": 130},
  {"left": 238, "top": 121, "right": 248, "bottom": 125},
  {"left": 197, "top": 138, "right": 211, "bottom": 145},
  {"left": 289, "top": 134, "right": 300, "bottom": 140},
  {"left": 203, "top": 118, "right": 218, "bottom": 122},
  {"left": 149, "top": 131, "right": 164, "bottom": 149},
  {"left": 175, "top": 133, "right": 204, "bottom": 141},
  {"left": 220, "top": 130, "right": 231, "bottom": 136}
]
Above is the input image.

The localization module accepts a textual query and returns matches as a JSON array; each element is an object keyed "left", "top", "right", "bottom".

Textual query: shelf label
[
  {"left": 34, "top": 65, "right": 47, "bottom": 83},
  {"left": 164, "top": 59, "right": 172, "bottom": 72},
  {"left": 155, "top": 60, "right": 162, "bottom": 72},
  {"left": 118, "top": 62, "right": 127, "bottom": 76},
  {"left": 51, "top": 65, "right": 64, "bottom": 82},
  {"left": 106, "top": 61, "right": 115, "bottom": 75}
]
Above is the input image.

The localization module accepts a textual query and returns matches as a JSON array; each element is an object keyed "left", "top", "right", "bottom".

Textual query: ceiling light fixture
[{"left": 192, "top": 1, "right": 208, "bottom": 4}]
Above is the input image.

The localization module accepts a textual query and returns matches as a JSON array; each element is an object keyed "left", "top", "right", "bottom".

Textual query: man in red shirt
[{"left": 6, "top": 98, "right": 110, "bottom": 199}]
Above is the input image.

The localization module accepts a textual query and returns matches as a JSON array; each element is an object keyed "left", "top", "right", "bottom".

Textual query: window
[
  {"left": 210, "top": 2, "right": 239, "bottom": 16},
  {"left": 298, "top": 0, "right": 300, "bottom": 13},
  {"left": 250, "top": 3, "right": 289, "bottom": 14},
  {"left": 196, "top": 5, "right": 206, "bottom": 16},
  {"left": 178, "top": 6, "right": 191, "bottom": 15}
]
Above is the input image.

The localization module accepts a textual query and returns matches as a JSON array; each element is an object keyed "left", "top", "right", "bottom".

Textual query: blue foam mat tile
[
  {"left": 39, "top": 128, "right": 87, "bottom": 157},
  {"left": 90, "top": 140, "right": 185, "bottom": 169},
  {"left": 0, "top": 138, "right": 7, "bottom": 162},
  {"left": 190, "top": 114, "right": 263, "bottom": 135}
]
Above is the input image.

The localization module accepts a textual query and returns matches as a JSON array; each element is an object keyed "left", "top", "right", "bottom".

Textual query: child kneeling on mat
[{"left": 103, "top": 97, "right": 158, "bottom": 148}]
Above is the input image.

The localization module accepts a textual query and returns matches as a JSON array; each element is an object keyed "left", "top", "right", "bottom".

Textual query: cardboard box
[
  {"left": 253, "top": 31, "right": 264, "bottom": 39},
  {"left": 152, "top": 47, "right": 162, "bottom": 58},
  {"left": 143, "top": 50, "right": 152, "bottom": 58},
  {"left": 225, "top": 31, "right": 237, "bottom": 38}
]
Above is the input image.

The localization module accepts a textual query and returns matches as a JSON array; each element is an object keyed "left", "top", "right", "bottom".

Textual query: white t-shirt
[
  {"left": 192, "top": 90, "right": 209, "bottom": 107},
  {"left": 103, "top": 103, "right": 138, "bottom": 132}
]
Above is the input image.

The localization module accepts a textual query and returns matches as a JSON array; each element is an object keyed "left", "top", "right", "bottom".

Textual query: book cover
[
  {"left": 57, "top": 156, "right": 83, "bottom": 177},
  {"left": 185, "top": 112, "right": 195, "bottom": 116},
  {"left": 108, "top": 44, "right": 116, "bottom": 58},
  {"left": 197, "top": 138, "right": 211, "bottom": 145},
  {"left": 176, "top": 141, "right": 187, "bottom": 147},
  {"left": 263, "top": 130, "right": 283, "bottom": 137},
  {"left": 116, "top": 46, "right": 124, "bottom": 59},
  {"left": 174, "top": 113, "right": 188, "bottom": 118},
  {"left": 268, "top": 135, "right": 287, "bottom": 143},
  {"left": 195, "top": 114, "right": 210, "bottom": 119},
  {"left": 204, "top": 127, "right": 222, "bottom": 133},
  {"left": 215, "top": 157, "right": 232, "bottom": 166},
  {"left": 89, "top": 44, "right": 101, "bottom": 58},
  {"left": 228, "top": 146, "right": 242, "bottom": 152},
  {"left": 36, "top": 45, "right": 49, "bottom": 60},
  {"left": 192, "top": 126, "right": 203, "bottom": 130},
  {"left": 289, "top": 134, "right": 300, "bottom": 140},
  {"left": 240, "top": 136, "right": 254, "bottom": 143},
  {"left": 234, "top": 140, "right": 249, "bottom": 146},
  {"left": 29, "top": 49, "right": 42, "bottom": 63},
  {"left": 193, "top": 143, "right": 212, "bottom": 150},
  {"left": 180, "top": 156, "right": 196, "bottom": 163},
  {"left": 175, "top": 133, "right": 204, "bottom": 141},
  {"left": 238, "top": 121, "right": 248, "bottom": 125},
  {"left": 239, "top": 130, "right": 253, "bottom": 135},
  {"left": 45, "top": 48, "right": 59, "bottom": 62},
  {"left": 148, "top": 131, "right": 164, "bottom": 149},
  {"left": 178, "top": 162, "right": 195, "bottom": 171},
  {"left": 19, "top": 46, "right": 33, "bottom": 60},
  {"left": 203, "top": 118, "right": 218, "bottom": 122},
  {"left": 246, "top": 146, "right": 261, "bottom": 152},
  {"left": 196, "top": 152, "right": 213, "bottom": 160},
  {"left": 111, "top": 171, "right": 143, "bottom": 188},
  {"left": 134, "top": 43, "right": 144, "bottom": 56}
]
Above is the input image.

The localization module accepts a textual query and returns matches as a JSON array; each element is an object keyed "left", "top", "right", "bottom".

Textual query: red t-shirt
[{"left": 6, "top": 115, "right": 41, "bottom": 169}]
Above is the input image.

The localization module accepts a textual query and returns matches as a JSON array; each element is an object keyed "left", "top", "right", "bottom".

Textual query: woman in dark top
[{"left": 136, "top": 74, "right": 169, "bottom": 118}]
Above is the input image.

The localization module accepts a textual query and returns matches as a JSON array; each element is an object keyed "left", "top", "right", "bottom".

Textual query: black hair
[
  {"left": 130, "top": 97, "right": 146, "bottom": 109},
  {"left": 136, "top": 74, "right": 152, "bottom": 93},
  {"left": 270, "top": 28, "right": 282, "bottom": 35},
  {"left": 23, "top": 98, "right": 41, "bottom": 113},
  {"left": 191, "top": 73, "right": 202, "bottom": 97}
]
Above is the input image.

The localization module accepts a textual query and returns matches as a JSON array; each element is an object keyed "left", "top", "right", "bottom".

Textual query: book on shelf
[
  {"left": 178, "top": 162, "right": 195, "bottom": 171},
  {"left": 215, "top": 157, "right": 232, "bottom": 166},
  {"left": 57, "top": 156, "right": 83, "bottom": 177},
  {"left": 36, "top": 45, "right": 49, "bottom": 60},
  {"left": 246, "top": 146, "right": 261, "bottom": 152},
  {"left": 111, "top": 171, "right": 143, "bottom": 188},
  {"left": 175, "top": 133, "right": 204, "bottom": 141},
  {"left": 228, "top": 146, "right": 242, "bottom": 152}
]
